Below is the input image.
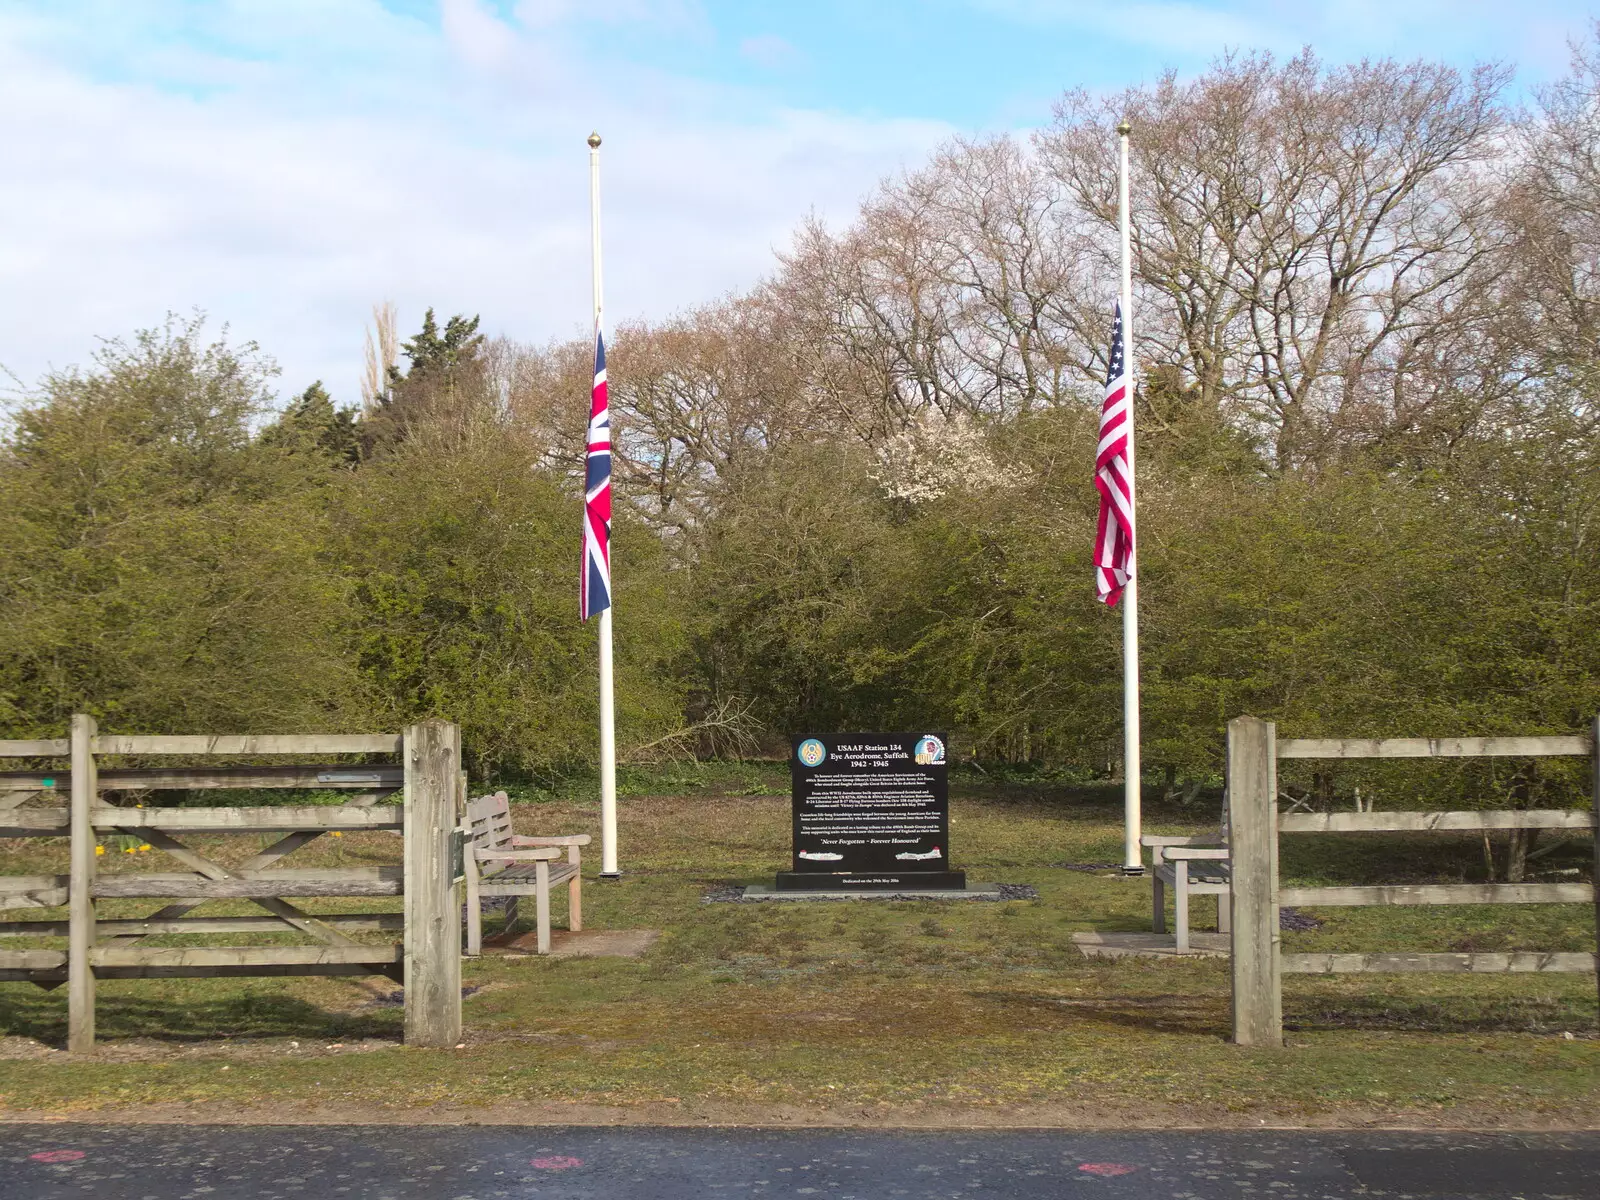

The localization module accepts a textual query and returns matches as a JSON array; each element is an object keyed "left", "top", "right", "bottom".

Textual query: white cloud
[
  {"left": 0, "top": 3, "right": 947, "bottom": 406},
  {"left": 441, "top": 0, "right": 519, "bottom": 70},
  {"left": 972, "top": 0, "right": 1594, "bottom": 74},
  {"left": 975, "top": 0, "right": 1286, "bottom": 55},
  {"left": 740, "top": 34, "right": 805, "bottom": 72},
  {"left": 512, "top": 0, "right": 576, "bottom": 29},
  {"left": 512, "top": 0, "right": 709, "bottom": 37}
]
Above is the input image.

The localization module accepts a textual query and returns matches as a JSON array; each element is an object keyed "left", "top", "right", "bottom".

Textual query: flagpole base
[
  {"left": 599, "top": 871, "right": 623, "bottom": 881},
  {"left": 1120, "top": 866, "right": 1146, "bottom": 878}
]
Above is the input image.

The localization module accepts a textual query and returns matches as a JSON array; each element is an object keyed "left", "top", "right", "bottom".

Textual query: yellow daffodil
[
  {"left": 94, "top": 845, "right": 105, "bottom": 856},
  {"left": 138, "top": 844, "right": 151, "bottom": 852}
]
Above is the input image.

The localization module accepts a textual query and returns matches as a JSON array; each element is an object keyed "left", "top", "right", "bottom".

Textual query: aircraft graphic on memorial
[
  {"left": 797, "top": 850, "right": 844, "bottom": 861},
  {"left": 895, "top": 847, "right": 942, "bottom": 860}
]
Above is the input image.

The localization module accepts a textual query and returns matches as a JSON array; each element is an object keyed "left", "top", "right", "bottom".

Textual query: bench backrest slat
[{"left": 465, "top": 792, "right": 513, "bottom": 852}]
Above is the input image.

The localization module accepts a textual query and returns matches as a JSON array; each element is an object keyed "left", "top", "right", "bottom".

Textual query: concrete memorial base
[
  {"left": 743, "top": 881, "right": 999, "bottom": 902},
  {"left": 1071, "top": 930, "right": 1229, "bottom": 959},
  {"left": 775, "top": 869, "right": 966, "bottom": 892}
]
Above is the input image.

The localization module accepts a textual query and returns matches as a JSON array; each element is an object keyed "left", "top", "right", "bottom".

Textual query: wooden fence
[
  {"left": 1226, "top": 715, "right": 1600, "bottom": 1047},
  {"left": 0, "top": 716, "right": 463, "bottom": 1051}
]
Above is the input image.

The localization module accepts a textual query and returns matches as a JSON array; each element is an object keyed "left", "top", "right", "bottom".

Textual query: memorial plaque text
[{"left": 776, "top": 733, "right": 964, "bottom": 892}]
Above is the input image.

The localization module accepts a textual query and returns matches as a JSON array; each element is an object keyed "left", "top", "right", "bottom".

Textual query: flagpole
[
  {"left": 589, "top": 130, "right": 620, "bottom": 879},
  {"left": 1116, "top": 119, "right": 1144, "bottom": 875}
]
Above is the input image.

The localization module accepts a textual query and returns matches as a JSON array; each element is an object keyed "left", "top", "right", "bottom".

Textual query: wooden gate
[{"left": 0, "top": 717, "right": 463, "bottom": 1051}]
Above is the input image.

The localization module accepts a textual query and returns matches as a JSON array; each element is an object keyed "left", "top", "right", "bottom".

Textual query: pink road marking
[
  {"left": 31, "top": 1150, "right": 87, "bottom": 1163},
  {"left": 530, "top": 1156, "right": 584, "bottom": 1170},
  {"left": 1078, "top": 1162, "right": 1138, "bottom": 1176}
]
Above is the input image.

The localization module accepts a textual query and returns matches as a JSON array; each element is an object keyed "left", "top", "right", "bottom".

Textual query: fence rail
[
  {"left": 89, "top": 868, "right": 406, "bottom": 898},
  {"left": 92, "top": 734, "right": 404, "bottom": 755},
  {"left": 0, "top": 913, "right": 407, "bottom": 938},
  {"left": 1279, "top": 882, "right": 1593, "bottom": 907},
  {"left": 2, "top": 806, "right": 403, "bottom": 836},
  {"left": 1279, "top": 810, "right": 1596, "bottom": 834},
  {"left": 1226, "top": 714, "right": 1600, "bottom": 1047},
  {"left": 1276, "top": 736, "right": 1592, "bottom": 759},
  {"left": 0, "top": 734, "right": 404, "bottom": 758},
  {"left": 1284, "top": 951, "right": 1596, "bottom": 974},
  {"left": 0, "top": 739, "right": 70, "bottom": 757},
  {"left": 1, "top": 765, "right": 404, "bottom": 793}
]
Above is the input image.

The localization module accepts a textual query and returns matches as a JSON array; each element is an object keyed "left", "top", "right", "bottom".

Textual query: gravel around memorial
[
  {"left": 1051, "top": 862, "right": 1123, "bottom": 872},
  {"left": 1279, "top": 907, "right": 1325, "bottom": 931},
  {"left": 701, "top": 883, "right": 1040, "bottom": 903}
]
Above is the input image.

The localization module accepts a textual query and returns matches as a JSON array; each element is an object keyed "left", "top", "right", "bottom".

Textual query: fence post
[
  {"left": 1591, "top": 714, "right": 1599, "bottom": 1025},
  {"left": 403, "top": 719, "right": 462, "bottom": 1047},
  {"left": 68, "top": 713, "right": 98, "bottom": 1053},
  {"left": 1228, "top": 714, "right": 1282, "bottom": 1047}
]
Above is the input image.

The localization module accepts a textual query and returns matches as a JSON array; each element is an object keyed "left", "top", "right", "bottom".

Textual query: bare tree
[
  {"left": 1041, "top": 51, "right": 1513, "bottom": 466},
  {"left": 1516, "top": 22, "right": 1600, "bottom": 381},
  {"left": 773, "top": 139, "right": 1099, "bottom": 442},
  {"left": 361, "top": 301, "right": 399, "bottom": 413},
  {"left": 608, "top": 293, "right": 822, "bottom": 532}
]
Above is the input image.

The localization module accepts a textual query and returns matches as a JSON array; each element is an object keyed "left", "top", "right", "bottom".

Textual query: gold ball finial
[
  {"left": 587, "top": 131, "right": 602, "bottom": 149},
  {"left": 1115, "top": 120, "right": 1131, "bottom": 137}
]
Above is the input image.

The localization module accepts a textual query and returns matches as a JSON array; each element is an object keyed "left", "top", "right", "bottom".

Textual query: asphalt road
[{"left": 3, "top": 1125, "right": 1597, "bottom": 1199}]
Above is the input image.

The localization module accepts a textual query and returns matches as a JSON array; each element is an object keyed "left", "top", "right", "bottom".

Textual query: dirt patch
[
  {"left": 0, "top": 1035, "right": 397, "bottom": 1062},
  {"left": 2, "top": 1096, "right": 1597, "bottom": 1132},
  {"left": 485, "top": 929, "right": 660, "bottom": 959},
  {"left": 0, "top": 1035, "right": 56, "bottom": 1061},
  {"left": 361, "top": 984, "right": 492, "bottom": 1009}
]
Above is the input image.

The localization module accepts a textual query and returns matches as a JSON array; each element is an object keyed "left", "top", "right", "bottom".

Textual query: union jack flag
[
  {"left": 581, "top": 330, "right": 612, "bottom": 620},
  {"left": 1093, "top": 302, "right": 1134, "bottom": 605}
]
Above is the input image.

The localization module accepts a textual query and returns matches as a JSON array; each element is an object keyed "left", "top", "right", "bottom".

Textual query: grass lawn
[{"left": 1, "top": 766, "right": 1596, "bottom": 1127}]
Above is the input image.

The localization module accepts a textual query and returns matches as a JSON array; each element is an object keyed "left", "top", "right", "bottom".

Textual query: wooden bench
[
  {"left": 462, "top": 791, "right": 588, "bottom": 955},
  {"left": 1143, "top": 834, "right": 1231, "bottom": 951}
]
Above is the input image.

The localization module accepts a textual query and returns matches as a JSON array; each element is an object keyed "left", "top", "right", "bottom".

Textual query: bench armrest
[
  {"left": 1163, "top": 847, "right": 1230, "bottom": 860},
  {"left": 510, "top": 835, "right": 591, "bottom": 847},
  {"left": 1141, "top": 835, "right": 1204, "bottom": 846},
  {"left": 475, "top": 847, "right": 562, "bottom": 862}
]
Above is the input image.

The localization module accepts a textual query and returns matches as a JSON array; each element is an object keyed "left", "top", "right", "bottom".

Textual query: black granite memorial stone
[{"left": 775, "top": 732, "right": 965, "bottom": 892}]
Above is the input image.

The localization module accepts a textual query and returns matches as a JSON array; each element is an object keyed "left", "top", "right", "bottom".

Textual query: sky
[{"left": 0, "top": 0, "right": 1595, "bottom": 408}]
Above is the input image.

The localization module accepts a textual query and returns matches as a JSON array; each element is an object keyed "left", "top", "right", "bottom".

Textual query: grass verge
[{"left": 1, "top": 778, "right": 1595, "bottom": 1127}]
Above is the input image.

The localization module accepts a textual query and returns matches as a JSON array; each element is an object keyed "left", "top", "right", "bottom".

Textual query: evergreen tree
[
  {"left": 362, "top": 309, "right": 487, "bottom": 454},
  {"left": 261, "top": 381, "right": 362, "bottom": 465},
  {"left": 391, "top": 309, "right": 484, "bottom": 384}
]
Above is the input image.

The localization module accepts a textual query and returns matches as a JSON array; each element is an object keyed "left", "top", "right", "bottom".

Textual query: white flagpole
[
  {"left": 589, "top": 131, "right": 620, "bottom": 878},
  {"left": 1116, "top": 119, "right": 1144, "bottom": 875}
]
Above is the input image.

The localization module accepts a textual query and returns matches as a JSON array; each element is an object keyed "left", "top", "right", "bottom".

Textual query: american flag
[
  {"left": 580, "top": 330, "right": 612, "bottom": 621},
  {"left": 1093, "top": 302, "right": 1133, "bottom": 605}
]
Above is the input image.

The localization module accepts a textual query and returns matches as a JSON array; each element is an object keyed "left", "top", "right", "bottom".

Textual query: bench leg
[
  {"left": 1217, "top": 887, "right": 1231, "bottom": 934},
  {"left": 464, "top": 857, "right": 482, "bottom": 957},
  {"left": 535, "top": 860, "right": 552, "bottom": 955},
  {"left": 503, "top": 896, "right": 519, "bottom": 935},
  {"left": 568, "top": 866, "right": 582, "bottom": 933},
  {"left": 1152, "top": 873, "right": 1166, "bottom": 935},
  {"left": 1174, "top": 869, "right": 1190, "bottom": 952}
]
